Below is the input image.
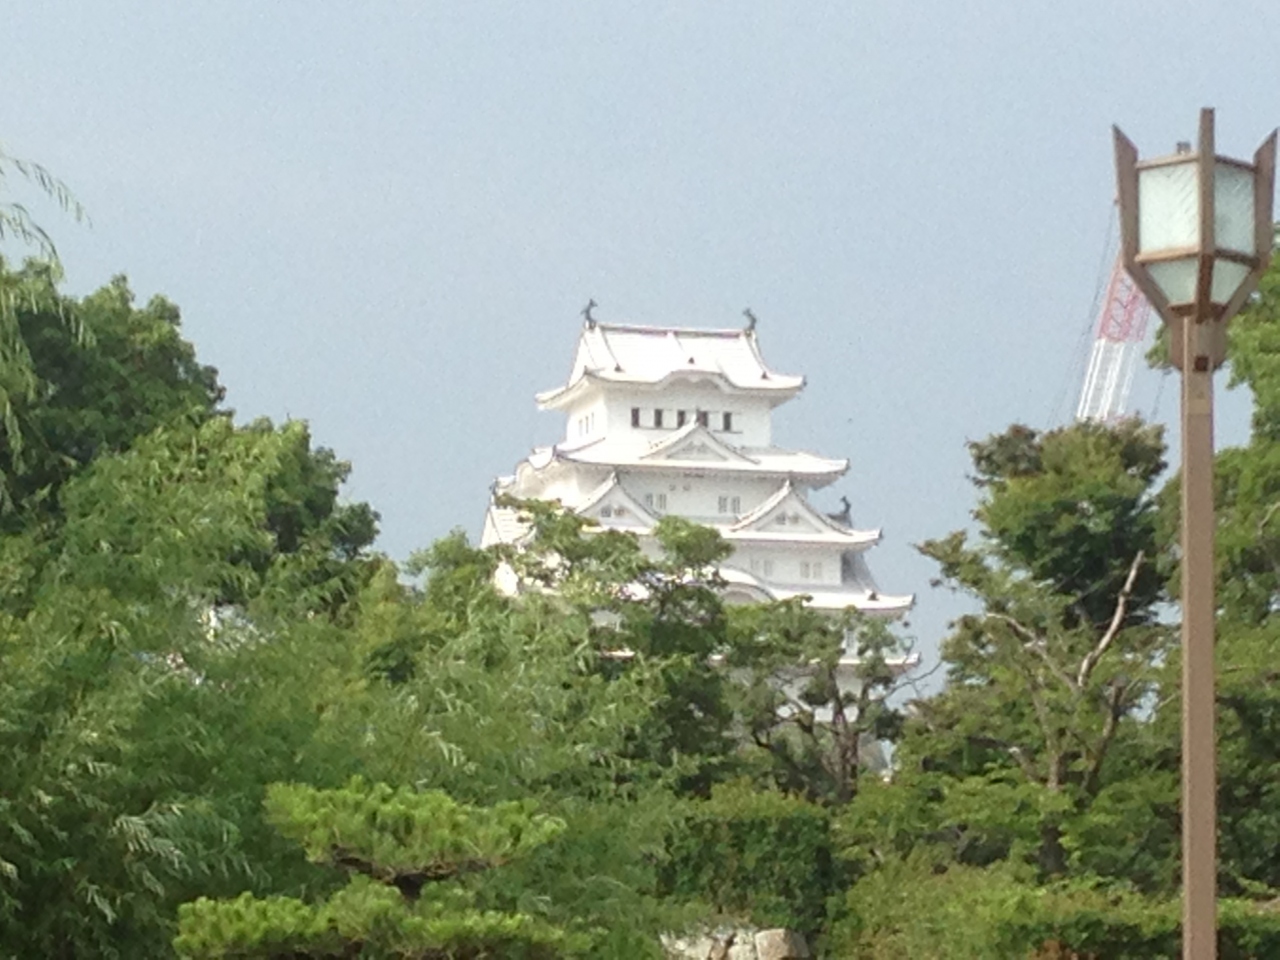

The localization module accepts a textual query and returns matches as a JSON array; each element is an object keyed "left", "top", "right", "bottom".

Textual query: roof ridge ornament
[
  {"left": 826, "top": 495, "right": 853, "bottom": 527},
  {"left": 743, "top": 307, "right": 758, "bottom": 333},
  {"left": 581, "top": 298, "right": 598, "bottom": 328}
]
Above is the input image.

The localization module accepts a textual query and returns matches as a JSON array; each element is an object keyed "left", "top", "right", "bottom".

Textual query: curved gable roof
[
  {"left": 731, "top": 481, "right": 882, "bottom": 544},
  {"left": 537, "top": 322, "right": 804, "bottom": 407},
  {"left": 640, "top": 422, "right": 757, "bottom": 465}
]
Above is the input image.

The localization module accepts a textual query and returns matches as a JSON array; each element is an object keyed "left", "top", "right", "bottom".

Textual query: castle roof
[
  {"left": 717, "top": 566, "right": 914, "bottom": 615},
  {"left": 483, "top": 317, "right": 912, "bottom": 620},
  {"left": 484, "top": 473, "right": 882, "bottom": 551},
  {"left": 536, "top": 322, "right": 804, "bottom": 409},
  {"left": 729, "top": 481, "right": 880, "bottom": 545},
  {"left": 532, "top": 423, "right": 847, "bottom": 483}
]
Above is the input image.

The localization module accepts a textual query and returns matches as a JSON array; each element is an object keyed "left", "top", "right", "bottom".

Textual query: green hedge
[
  {"left": 658, "top": 781, "right": 843, "bottom": 935},
  {"left": 1004, "top": 895, "right": 1280, "bottom": 959},
  {"left": 832, "top": 859, "right": 1280, "bottom": 959}
]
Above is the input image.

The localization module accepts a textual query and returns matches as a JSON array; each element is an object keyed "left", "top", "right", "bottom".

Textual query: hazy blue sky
[{"left": 5, "top": 2, "right": 1278, "bottom": 667}]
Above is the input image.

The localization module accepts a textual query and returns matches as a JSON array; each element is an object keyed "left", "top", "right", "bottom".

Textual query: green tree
[
  {"left": 174, "top": 779, "right": 578, "bottom": 959},
  {"left": 0, "top": 266, "right": 222, "bottom": 530},
  {"left": 496, "top": 497, "right": 918, "bottom": 805},
  {"left": 1, "top": 146, "right": 87, "bottom": 493},
  {"left": 360, "top": 530, "right": 501, "bottom": 685},
  {"left": 896, "top": 420, "right": 1173, "bottom": 879},
  {"left": 496, "top": 499, "right": 742, "bottom": 794},
  {"left": 831, "top": 854, "right": 1280, "bottom": 959},
  {"left": 660, "top": 780, "right": 842, "bottom": 938},
  {"left": 0, "top": 412, "right": 380, "bottom": 958},
  {"left": 726, "top": 600, "right": 913, "bottom": 806}
]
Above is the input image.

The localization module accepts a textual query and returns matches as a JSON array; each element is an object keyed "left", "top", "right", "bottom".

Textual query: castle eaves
[{"left": 536, "top": 322, "right": 805, "bottom": 407}]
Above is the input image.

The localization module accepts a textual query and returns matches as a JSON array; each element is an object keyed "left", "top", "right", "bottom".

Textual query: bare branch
[
  {"left": 1076, "top": 551, "right": 1144, "bottom": 689},
  {"left": 1082, "top": 680, "right": 1128, "bottom": 797},
  {"left": 987, "top": 613, "right": 1077, "bottom": 693},
  {"left": 1258, "top": 500, "right": 1280, "bottom": 535}
]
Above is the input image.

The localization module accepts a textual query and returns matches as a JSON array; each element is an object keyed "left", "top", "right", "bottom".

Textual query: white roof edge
[
  {"left": 536, "top": 369, "right": 804, "bottom": 410},
  {"left": 574, "top": 470, "right": 621, "bottom": 512},
  {"left": 774, "top": 589, "right": 915, "bottom": 616},
  {"left": 575, "top": 473, "right": 660, "bottom": 524},
  {"left": 731, "top": 480, "right": 794, "bottom": 528},
  {"left": 721, "top": 529, "right": 881, "bottom": 547},
  {"left": 537, "top": 322, "right": 806, "bottom": 402},
  {"left": 718, "top": 568, "right": 915, "bottom": 616},
  {"left": 548, "top": 449, "right": 846, "bottom": 478},
  {"left": 595, "top": 321, "right": 746, "bottom": 337},
  {"left": 730, "top": 481, "right": 866, "bottom": 537},
  {"left": 743, "top": 328, "right": 807, "bottom": 389},
  {"left": 641, "top": 422, "right": 759, "bottom": 464}
]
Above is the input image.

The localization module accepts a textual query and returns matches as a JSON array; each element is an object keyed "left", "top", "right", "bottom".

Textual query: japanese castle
[{"left": 481, "top": 318, "right": 912, "bottom": 618}]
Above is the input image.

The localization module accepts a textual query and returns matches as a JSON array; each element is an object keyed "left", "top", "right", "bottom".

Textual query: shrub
[
  {"left": 831, "top": 858, "right": 1280, "bottom": 959},
  {"left": 659, "top": 780, "right": 843, "bottom": 936}
]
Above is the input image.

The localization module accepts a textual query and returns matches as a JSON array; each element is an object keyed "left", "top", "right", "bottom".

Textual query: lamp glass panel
[
  {"left": 1211, "top": 259, "right": 1251, "bottom": 305},
  {"left": 1147, "top": 258, "right": 1198, "bottom": 304},
  {"left": 1214, "top": 162, "right": 1256, "bottom": 255},
  {"left": 1138, "top": 161, "right": 1200, "bottom": 253}
]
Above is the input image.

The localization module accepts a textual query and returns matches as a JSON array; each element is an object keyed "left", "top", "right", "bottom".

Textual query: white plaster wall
[
  {"left": 512, "top": 463, "right": 851, "bottom": 590},
  {"left": 618, "top": 470, "right": 778, "bottom": 520},
  {"left": 513, "top": 462, "right": 609, "bottom": 507},
  {"left": 731, "top": 543, "right": 846, "bottom": 587},
  {"left": 597, "top": 383, "right": 776, "bottom": 448},
  {"left": 562, "top": 394, "right": 608, "bottom": 444}
]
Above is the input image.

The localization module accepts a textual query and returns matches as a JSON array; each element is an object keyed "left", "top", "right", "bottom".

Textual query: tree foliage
[
  {"left": 659, "top": 780, "right": 841, "bottom": 937},
  {"left": 0, "top": 144, "right": 85, "bottom": 263},
  {"left": 12, "top": 242, "right": 1280, "bottom": 959},
  {"left": 0, "top": 262, "right": 222, "bottom": 522},
  {"left": 900, "top": 420, "right": 1172, "bottom": 879},
  {"left": 726, "top": 600, "right": 912, "bottom": 805},
  {"left": 0, "top": 410, "right": 383, "bottom": 957},
  {"left": 174, "top": 780, "right": 578, "bottom": 959},
  {"left": 1, "top": 145, "right": 88, "bottom": 494}
]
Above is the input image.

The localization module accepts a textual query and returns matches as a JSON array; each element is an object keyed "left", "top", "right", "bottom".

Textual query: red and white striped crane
[{"left": 1075, "top": 256, "right": 1153, "bottom": 423}]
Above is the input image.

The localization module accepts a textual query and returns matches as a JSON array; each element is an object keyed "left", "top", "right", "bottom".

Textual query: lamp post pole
[
  {"left": 1182, "top": 105, "right": 1221, "bottom": 960},
  {"left": 1114, "top": 108, "right": 1277, "bottom": 960},
  {"left": 1180, "top": 312, "right": 1217, "bottom": 959}
]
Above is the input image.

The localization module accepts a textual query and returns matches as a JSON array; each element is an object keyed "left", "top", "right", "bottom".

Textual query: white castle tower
[{"left": 481, "top": 319, "right": 912, "bottom": 617}]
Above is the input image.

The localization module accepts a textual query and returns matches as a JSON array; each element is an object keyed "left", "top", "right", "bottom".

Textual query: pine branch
[{"left": 331, "top": 849, "right": 503, "bottom": 900}]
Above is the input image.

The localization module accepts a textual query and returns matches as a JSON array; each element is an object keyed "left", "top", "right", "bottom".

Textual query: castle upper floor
[{"left": 536, "top": 322, "right": 804, "bottom": 450}]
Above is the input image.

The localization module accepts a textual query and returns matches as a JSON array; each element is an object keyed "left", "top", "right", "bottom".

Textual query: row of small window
[
  {"left": 630, "top": 408, "right": 735, "bottom": 432},
  {"left": 601, "top": 493, "right": 741, "bottom": 517},
  {"left": 748, "top": 557, "right": 825, "bottom": 580},
  {"left": 574, "top": 411, "right": 598, "bottom": 436}
]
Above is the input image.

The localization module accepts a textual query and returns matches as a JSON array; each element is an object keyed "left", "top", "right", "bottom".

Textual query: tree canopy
[{"left": 6, "top": 248, "right": 1280, "bottom": 957}]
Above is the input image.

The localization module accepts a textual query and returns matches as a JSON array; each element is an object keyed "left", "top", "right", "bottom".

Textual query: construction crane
[{"left": 1075, "top": 256, "right": 1153, "bottom": 423}]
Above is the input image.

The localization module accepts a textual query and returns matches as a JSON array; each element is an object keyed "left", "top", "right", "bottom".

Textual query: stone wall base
[{"left": 663, "top": 926, "right": 810, "bottom": 960}]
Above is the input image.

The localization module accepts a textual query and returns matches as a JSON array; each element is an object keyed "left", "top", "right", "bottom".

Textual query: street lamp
[{"left": 1114, "top": 109, "right": 1276, "bottom": 960}]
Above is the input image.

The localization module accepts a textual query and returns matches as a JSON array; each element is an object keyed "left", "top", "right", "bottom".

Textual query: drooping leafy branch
[{"left": 0, "top": 143, "right": 86, "bottom": 264}]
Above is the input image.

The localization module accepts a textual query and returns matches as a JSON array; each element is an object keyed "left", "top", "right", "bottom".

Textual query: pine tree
[{"left": 174, "top": 779, "right": 580, "bottom": 959}]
